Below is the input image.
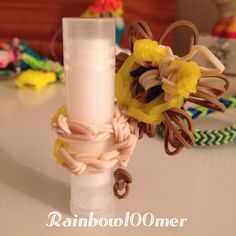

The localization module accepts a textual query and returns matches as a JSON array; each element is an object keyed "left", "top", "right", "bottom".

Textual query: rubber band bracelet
[{"left": 157, "top": 96, "right": 236, "bottom": 146}]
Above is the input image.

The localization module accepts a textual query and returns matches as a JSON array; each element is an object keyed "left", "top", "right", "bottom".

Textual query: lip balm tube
[{"left": 63, "top": 18, "right": 116, "bottom": 217}]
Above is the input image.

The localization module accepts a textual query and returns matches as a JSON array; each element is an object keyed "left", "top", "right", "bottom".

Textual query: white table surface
[{"left": 0, "top": 79, "right": 236, "bottom": 236}]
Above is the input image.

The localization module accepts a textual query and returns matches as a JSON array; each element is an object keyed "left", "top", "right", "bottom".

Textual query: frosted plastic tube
[{"left": 63, "top": 18, "right": 116, "bottom": 217}]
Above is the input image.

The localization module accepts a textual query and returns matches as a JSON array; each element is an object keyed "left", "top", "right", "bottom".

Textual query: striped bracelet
[{"left": 157, "top": 96, "right": 236, "bottom": 146}]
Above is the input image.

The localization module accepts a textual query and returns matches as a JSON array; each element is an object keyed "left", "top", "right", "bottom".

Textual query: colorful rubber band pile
[{"left": 0, "top": 37, "right": 64, "bottom": 90}]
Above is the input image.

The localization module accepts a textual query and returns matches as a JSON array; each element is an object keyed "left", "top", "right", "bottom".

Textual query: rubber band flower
[{"left": 116, "top": 20, "right": 229, "bottom": 154}]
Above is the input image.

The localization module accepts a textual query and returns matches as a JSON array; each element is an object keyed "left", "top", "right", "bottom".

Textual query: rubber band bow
[{"left": 116, "top": 20, "right": 229, "bottom": 154}]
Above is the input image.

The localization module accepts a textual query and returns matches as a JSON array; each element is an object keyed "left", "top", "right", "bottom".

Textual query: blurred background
[
  {"left": 175, "top": 0, "right": 218, "bottom": 54},
  {"left": 0, "top": 0, "right": 220, "bottom": 60}
]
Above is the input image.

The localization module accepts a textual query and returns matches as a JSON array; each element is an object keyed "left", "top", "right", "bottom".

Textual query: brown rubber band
[
  {"left": 116, "top": 22, "right": 153, "bottom": 72},
  {"left": 138, "top": 122, "right": 155, "bottom": 139},
  {"left": 130, "top": 73, "right": 162, "bottom": 104},
  {"left": 130, "top": 78, "right": 148, "bottom": 103},
  {"left": 139, "top": 69, "right": 161, "bottom": 90},
  {"left": 164, "top": 124, "right": 183, "bottom": 155},
  {"left": 116, "top": 52, "right": 129, "bottom": 73},
  {"left": 170, "top": 111, "right": 194, "bottom": 142},
  {"left": 197, "top": 83, "right": 225, "bottom": 97},
  {"left": 199, "top": 73, "right": 229, "bottom": 95},
  {"left": 128, "top": 21, "right": 153, "bottom": 53},
  {"left": 163, "top": 110, "right": 194, "bottom": 147},
  {"left": 196, "top": 86, "right": 219, "bottom": 98},
  {"left": 163, "top": 116, "right": 187, "bottom": 148},
  {"left": 188, "top": 90, "right": 227, "bottom": 112},
  {"left": 162, "top": 108, "right": 194, "bottom": 155},
  {"left": 159, "top": 20, "right": 199, "bottom": 48}
]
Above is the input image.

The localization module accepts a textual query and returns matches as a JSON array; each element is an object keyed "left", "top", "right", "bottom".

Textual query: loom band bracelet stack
[{"left": 157, "top": 96, "right": 236, "bottom": 146}]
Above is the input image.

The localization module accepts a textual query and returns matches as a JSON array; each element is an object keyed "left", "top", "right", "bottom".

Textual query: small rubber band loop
[{"left": 158, "top": 20, "right": 199, "bottom": 54}]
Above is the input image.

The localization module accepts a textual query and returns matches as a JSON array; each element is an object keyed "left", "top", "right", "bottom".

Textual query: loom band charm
[
  {"left": 116, "top": 20, "right": 229, "bottom": 153},
  {"left": 113, "top": 168, "right": 132, "bottom": 199},
  {"left": 158, "top": 20, "right": 199, "bottom": 53},
  {"left": 117, "top": 41, "right": 227, "bottom": 133}
]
